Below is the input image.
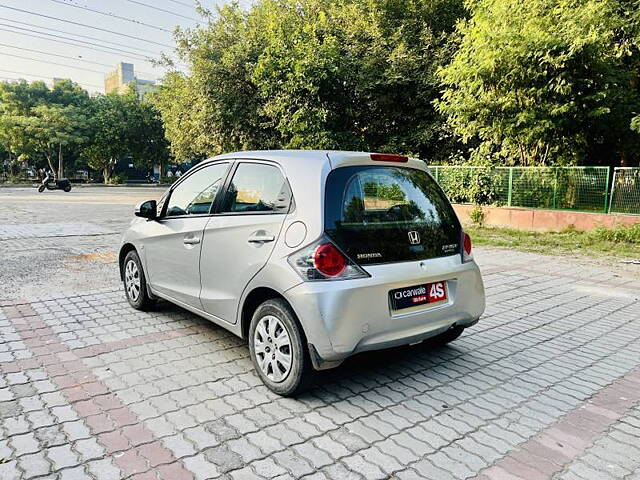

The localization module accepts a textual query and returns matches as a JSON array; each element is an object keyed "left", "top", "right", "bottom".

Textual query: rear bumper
[{"left": 284, "top": 255, "right": 485, "bottom": 367}]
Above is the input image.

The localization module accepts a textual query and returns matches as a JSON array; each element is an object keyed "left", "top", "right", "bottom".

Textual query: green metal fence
[
  {"left": 428, "top": 166, "right": 611, "bottom": 213},
  {"left": 609, "top": 168, "right": 640, "bottom": 215}
]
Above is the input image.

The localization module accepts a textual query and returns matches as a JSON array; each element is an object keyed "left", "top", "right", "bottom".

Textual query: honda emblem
[{"left": 408, "top": 231, "right": 421, "bottom": 245}]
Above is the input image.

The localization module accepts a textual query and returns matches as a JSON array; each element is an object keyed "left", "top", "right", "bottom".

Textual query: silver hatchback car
[{"left": 120, "top": 151, "right": 485, "bottom": 395}]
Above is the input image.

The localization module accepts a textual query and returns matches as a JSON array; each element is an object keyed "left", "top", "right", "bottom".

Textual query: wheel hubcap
[
  {"left": 124, "top": 260, "right": 141, "bottom": 302},
  {"left": 253, "top": 315, "right": 292, "bottom": 383}
]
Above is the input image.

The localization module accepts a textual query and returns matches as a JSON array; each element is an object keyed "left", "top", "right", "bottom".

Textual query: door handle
[
  {"left": 183, "top": 237, "right": 201, "bottom": 245},
  {"left": 248, "top": 232, "right": 275, "bottom": 244}
]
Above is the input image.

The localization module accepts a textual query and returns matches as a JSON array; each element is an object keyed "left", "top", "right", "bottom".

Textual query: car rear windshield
[{"left": 324, "top": 165, "right": 461, "bottom": 265}]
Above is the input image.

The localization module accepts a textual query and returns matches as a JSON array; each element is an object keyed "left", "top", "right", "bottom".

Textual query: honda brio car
[{"left": 120, "top": 151, "right": 485, "bottom": 395}]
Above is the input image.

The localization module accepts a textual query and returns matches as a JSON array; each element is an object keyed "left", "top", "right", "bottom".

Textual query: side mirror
[{"left": 135, "top": 200, "right": 157, "bottom": 220}]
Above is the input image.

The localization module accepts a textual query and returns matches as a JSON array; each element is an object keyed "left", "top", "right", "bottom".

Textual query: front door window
[{"left": 165, "top": 163, "right": 229, "bottom": 217}]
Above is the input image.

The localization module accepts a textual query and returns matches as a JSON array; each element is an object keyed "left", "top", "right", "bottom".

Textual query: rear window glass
[{"left": 325, "top": 166, "right": 461, "bottom": 265}]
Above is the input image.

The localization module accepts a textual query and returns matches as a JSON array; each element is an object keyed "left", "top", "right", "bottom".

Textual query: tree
[
  {"left": 28, "top": 104, "right": 87, "bottom": 176},
  {"left": 437, "top": 0, "right": 640, "bottom": 166},
  {"left": 251, "top": 0, "right": 466, "bottom": 157},
  {"left": 0, "top": 80, "right": 49, "bottom": 172},
  {"left": 0, "top": 79, "right": 89, "bottom": 176},
  {"left": 151, "top": 2, "right": 281, "bottom": 161},
  {"left": 83, "top": 89, "right": 169, "bottom": 183},
  {"left": 153, "top": 0, "right": 467, "bottom": 162}
]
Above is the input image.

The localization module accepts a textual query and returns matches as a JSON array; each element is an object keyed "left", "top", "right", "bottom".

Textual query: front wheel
[
  {"left": 122, "top": 250, "right": 154, "bottom": 310},
  {"left": 37, "top": 185, "right": 45, "bottom": 193},
  {"left": 249, "top": 299, "right": 313, "bottom": 396},
  {"left": 63, "top": 185, "right": 71, "bottom": 192}
]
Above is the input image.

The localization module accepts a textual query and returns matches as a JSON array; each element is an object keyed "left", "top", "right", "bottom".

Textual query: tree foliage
[
  {"left": 437, "top": 0, "right": 640, "bottom": 166},
  {"left": 152, "top": 0, "right": 466, "bottom": 162},
  {"left": 0, "top": 79, "right": 89, "bottom": 176},
  {"left": 83, "top": 88, "right": 169, "bottom": 183},
  {"left": 0, "top": 80, "right": 169, "bottom": 182}
]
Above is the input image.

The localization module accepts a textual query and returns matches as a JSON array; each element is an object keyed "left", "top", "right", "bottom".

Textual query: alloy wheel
[
  {"left": 253, "top": 315, "right": 292, "bottom": 383},
  {"left": 124, "top": 259, "right": 141, "bottom": 302}
]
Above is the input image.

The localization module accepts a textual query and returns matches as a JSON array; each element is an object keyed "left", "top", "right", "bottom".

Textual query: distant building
[{"left": 104, "top": 62, "right": 156, "bottom": 99}]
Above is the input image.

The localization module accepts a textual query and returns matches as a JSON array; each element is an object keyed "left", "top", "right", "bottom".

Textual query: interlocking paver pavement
[
  {"left": 1, "top": 186, "right": 639, "bottom": 479},
  {"left": 0, "top": 249, "right": 638, "bottom": 479}
]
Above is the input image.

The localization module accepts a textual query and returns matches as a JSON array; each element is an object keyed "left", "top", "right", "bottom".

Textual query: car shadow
[
  {"left": 301, "top": 339, "right": 460, "bottom": 400},
  {"left": 151, "top": 299, "right": 460, "bottom": 400}
]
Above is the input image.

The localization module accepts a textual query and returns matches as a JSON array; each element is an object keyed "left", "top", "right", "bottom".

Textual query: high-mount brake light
[{"left": 370, "top": 153, "right": 409, "bottom": 163}]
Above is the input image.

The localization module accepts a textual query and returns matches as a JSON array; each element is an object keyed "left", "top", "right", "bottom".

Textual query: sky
[{"left": 0, "top": 0, "right": 243, "bottom": 93}]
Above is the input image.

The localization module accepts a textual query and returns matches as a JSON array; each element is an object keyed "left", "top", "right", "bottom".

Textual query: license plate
[{"left": 390, "top": 281, "right": 448, "bottom": 311}]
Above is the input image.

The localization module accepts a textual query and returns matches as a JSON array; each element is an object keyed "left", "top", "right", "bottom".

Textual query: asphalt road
[{"left": 0, "top": 186, "right": 165, "bottom": 302}]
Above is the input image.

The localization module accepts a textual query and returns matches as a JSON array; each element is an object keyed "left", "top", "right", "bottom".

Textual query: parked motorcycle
[
  {"left": 146, "top": 173, "right": 159, "bottom": 184},
  {"left": 37, "top": 171, "right": 72, "bottom": 193}
]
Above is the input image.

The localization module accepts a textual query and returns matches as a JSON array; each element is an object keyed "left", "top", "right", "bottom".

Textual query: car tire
[
  {"left": 430, "top": 325, "right": 465, "bottom": 345},
  {"left": 122, "top": 250, "right": 154, "bottom": 310},
  {"left": 63, "top": 185, "right": 72, "bottom": 192},
  {"left": 248, "top": 298, "right": 313, "bottom": 396}
]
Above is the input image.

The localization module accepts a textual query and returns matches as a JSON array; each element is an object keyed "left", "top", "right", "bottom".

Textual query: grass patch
[{"left": 467, "top": 223, "right": 640, "bottom": 259}]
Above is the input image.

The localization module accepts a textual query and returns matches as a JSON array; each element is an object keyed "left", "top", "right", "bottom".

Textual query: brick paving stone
[
  {"left": 226, "top": 437, "right": 264, "bottom": 464},
  {"left": 59, "top": 465, "right": 93, "bottom": 480},
  {"left": 229, "top": 466, "right": 264, "bottom": 480},
  {"left": 184, "top": 425, "right": 221, "bottom": 451},
  {"left": 47, "top": 443, "right": 81, "bottom": 470},
  {"left": 252, "top": 458, "right": 288, "bottom": 478},
  {"left": 74, "top": 438, "right": 104, "bottom": 462},
  {"left": 86, "top": 458, "right": 121, "bottom": 480},
  {"left": 293, "top": 440, "right": 333, "bottom": 469},
  {"left": 18, "top": 451, "right": 52, "bottom": 477},
  {"left": 271, "top": 449, "right": 315, "bottom": 477},
  {"left": 359, "top": 445, "right": 402, "bottom": 474},
  {"left": 10, "top": 431, "right": 40, "bottom": 456},
  {"left": 162, "top": 432, "right": 198, "bottom": 458},
  {"left": 0, "top": 459, "right": 20, "bottom": 480},
  {"left": 204, "top": 444, "right": 244, "bottom": 473},
  {"left": 320, "top": 462, "right": 363, "bottom": 480},
  {"left": 183, "top": 452, "right": 221, "bottom": 480},
  {"left": 341, "top": 453, "right": 387, "bottom": 479}
]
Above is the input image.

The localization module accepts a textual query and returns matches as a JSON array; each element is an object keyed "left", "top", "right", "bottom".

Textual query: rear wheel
[
  {"left": 430, "top": 325, "right": 465, "bottom": 345},
  {"left": 63, "top": 185, "right": 71, "bottom": 192},
  {"left": 249, "top": 298, "right": 313, "bottom": 396},
  {"left": 123, "top": 250, "right": 154, "bottom": 310}
]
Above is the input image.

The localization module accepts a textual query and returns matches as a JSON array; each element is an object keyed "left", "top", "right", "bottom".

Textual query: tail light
[
  {"left": 288, "top": 237, "right": 369, "bottom": 281},
  {"left": 462, "top": 231, "right": 473, "bottom": 263},
  {"left": 314, "top": 243, "right": 346, "bottom": 277}
]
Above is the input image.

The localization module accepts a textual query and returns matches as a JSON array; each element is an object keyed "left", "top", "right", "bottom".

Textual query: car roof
[
  {"left": 211, "top": 149, "right": 427, "bottom": 171},
  {"left": 212, "top": 150, "right": 332, "bottom": 169}
]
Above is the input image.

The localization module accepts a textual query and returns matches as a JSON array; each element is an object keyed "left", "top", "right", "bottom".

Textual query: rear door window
[
  {"left": 220, "top": 163, "right": 291, "bottom": 214},
  {"left": 325, "top": 166, "right": 461, "bottom": 265}
]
